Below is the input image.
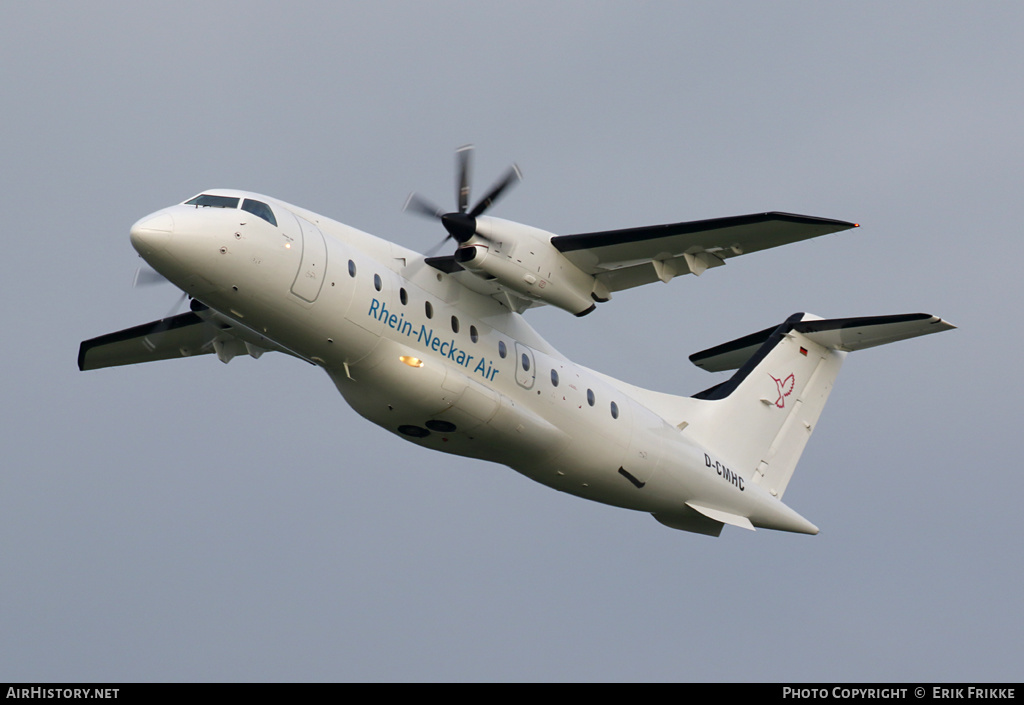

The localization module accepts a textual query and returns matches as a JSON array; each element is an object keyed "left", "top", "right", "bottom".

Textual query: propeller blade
[
  {"left": 469, "top": 164, "right": 522, "bottom": 218},
  {"left": 133, "top": 265, "right": 169, "bottom": 288},
  {"left": 164, "top": 291, "right": 188, "bottom": 318},
  {"left": 403, "top": 145, "right": 521, "bottom": 255},
  {"left": 423, "top": 236, "right": 452, "bottom": 258},
  {"left": 142, "top": 292, "right": 189, "bottom": 350},
  {"left": 456, "top": 144, "right": 473, "bottom": 213},
  {"left": 403, "top": 192, "right": 445, "bottom": 220}
]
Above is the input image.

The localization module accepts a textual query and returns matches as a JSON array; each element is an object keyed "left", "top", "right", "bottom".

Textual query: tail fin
[{"left": 684, "top": 313, "right": 954, "bottom": 499}]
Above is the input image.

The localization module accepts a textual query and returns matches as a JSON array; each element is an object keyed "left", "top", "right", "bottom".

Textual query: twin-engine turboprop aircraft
[{"left": 79, "top": 147, "right": 954, "bottom": 536}]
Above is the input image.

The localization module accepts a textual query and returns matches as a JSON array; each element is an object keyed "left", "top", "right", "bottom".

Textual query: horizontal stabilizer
[
  {"left": 689, "top": 313, "right": 955, "bottom": 372},
  {"left": 689, "top": 324, "right": 777, "bottom": 372},
  {"left": 793, "top": 313, "right": 955, "bottom": 352}
]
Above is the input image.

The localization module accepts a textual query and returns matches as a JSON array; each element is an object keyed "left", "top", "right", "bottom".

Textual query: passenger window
[
  {"left": 348, "top": 260, "right": 356, "bottom": 277},
  {"left": 374, "top": 274, "right": 382, "bottom": 291},
  {"left": 610, "top": 401, "right": 619, "bottom": 419},
  {"left": 498, "top": 341, "right": 507, "bottom": 358},
  {"left": 470, "top": 325, "right": 479, "bottom": 343},
  {"left": 451, "top": 316, "right": 460, "bottom": 334},
  {"left": 241, "top": 199, "right": 277, "bottom": 226},
  {"left": 587, "top": 389, "right": 595, "bottom": 407},
  {"left": 425, "top": 301, "right": 433, "bottom": 319},
  {"left": 400, "top": 288, "right": 408, "bottom": 305},
  {"left": 551, "top": 369, "right": 559, "bottom": 387}
]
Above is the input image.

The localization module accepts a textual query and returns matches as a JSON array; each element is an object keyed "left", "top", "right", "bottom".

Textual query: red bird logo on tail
[{"left": 769, "top": 373, "right": 795, "bottom": 408}]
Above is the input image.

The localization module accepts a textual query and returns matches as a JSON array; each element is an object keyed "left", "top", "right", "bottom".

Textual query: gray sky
[{"left": 2, "top": 1, "right": 1020, "bottom": 682}]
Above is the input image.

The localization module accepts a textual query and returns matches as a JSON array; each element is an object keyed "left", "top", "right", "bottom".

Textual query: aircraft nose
[{"left": 129, "top": 212, "right": 174, "bottom": 256}]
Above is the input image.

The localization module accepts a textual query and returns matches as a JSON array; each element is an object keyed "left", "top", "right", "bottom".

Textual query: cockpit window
[
  {"left": 242, "top": 199, "right": 277, "bottom": 227},
  {"left": 185, "top": 194, "right": 239, "bottom": 209}
]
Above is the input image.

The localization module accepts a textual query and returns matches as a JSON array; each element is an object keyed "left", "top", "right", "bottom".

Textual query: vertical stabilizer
[{"left": 684, "top": 313, "right": 953, "bottom": 499}]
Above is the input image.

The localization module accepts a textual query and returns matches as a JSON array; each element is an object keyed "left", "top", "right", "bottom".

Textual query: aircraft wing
[
  {"left": 79, "top": 312, "right": 218, "bottom": 371},
  {"left": 79, "top": 307, "right": 302, "bottom": 371},
  {"left": 550, "top": 212, "right": 858, "bottom": 293}
]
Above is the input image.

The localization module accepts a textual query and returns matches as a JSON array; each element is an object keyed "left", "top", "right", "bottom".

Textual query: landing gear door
[
  {"left": 291, "top": 216, "right": 328, "bottom": 303},
  {"left": 514, "top": 342, "right": 536, "bottom": 390}
]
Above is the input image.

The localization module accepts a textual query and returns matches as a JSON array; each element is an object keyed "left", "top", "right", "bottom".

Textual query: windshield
[
  {"left": 185, "top": 194, "right": 239, "bottom": 209},
  {"left": 242, "top": 198, "right": 277, "bottom": 226}
]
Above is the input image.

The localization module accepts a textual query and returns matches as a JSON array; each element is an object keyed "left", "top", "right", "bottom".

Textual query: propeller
[
  {"left": 133, "top": 264, "right": 169, "bottom": 288},
  {"left": 404, "top": 145, "right": 522, "bottom": 252},
  {"left": 133, "top": 263, "right": 187, "bottom": 312},
  {"left": 132, "top": 263, "right": 189, "bottom": 348}
]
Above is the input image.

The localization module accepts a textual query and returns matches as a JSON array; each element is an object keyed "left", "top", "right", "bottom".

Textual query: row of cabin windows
[
  {"left": 349, "top": 260, "right": 479, "bottom": 341},
  {"left": 513, "top": 352, "right": 619, "bottom": 418},
  {"left": 347, "top": 259, "right": 621, "bottom": 420},
  {"left": 540, "top": 361, "right": 618, "bottom": 417},
  {"left": 547, "top": 367, "right": 618, "bottom": 418}
]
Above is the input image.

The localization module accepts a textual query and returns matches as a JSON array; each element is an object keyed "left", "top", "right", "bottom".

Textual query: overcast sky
[{"left": 2, "top": 1, "right": 1020, "bottom": 682}]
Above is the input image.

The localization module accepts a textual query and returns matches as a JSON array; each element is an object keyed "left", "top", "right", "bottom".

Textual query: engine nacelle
[{"left": 455, "top": 216, "right": 606, "bottom": 316}]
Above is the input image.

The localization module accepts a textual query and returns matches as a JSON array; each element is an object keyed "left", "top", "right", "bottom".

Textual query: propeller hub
[{"left": 441, "top": 212, "right": 477, "bottom": 244}]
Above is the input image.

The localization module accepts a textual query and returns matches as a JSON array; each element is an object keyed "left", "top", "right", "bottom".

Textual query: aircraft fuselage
[{"left": 127, "top": 190, "right": 818, "bottom": 535}]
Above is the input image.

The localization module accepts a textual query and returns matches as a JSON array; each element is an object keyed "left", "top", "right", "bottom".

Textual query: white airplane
[{"left": 79, "top": 147, "right": 954, "bottom": 536}]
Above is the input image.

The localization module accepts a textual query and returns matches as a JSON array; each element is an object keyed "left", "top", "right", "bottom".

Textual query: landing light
[{"left": 399, "top": 355, "right": 424, "bottom": 368}]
